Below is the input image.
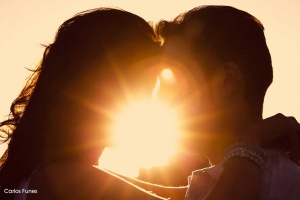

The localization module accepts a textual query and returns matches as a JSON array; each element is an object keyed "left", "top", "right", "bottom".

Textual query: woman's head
[
  {"left": 34, "top": 8, "right": 158, "bottom": 161},
  {"left": 0, "top": 8, "right": 158, "bottom": 189}
]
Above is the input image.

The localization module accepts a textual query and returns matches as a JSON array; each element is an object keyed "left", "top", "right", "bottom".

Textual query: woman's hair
[{"left": 0, "top": 7, "right": 159, "bottom": 190}]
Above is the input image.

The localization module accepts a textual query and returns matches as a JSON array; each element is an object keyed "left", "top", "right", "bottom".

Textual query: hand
[{"left": 240, "top": 113, "right": 300, "bottom": 165}]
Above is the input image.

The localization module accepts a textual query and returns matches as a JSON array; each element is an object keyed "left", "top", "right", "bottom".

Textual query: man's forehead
[
  {"left": 160, "top": 18, "right": 205, "bottom": 58},
  {"left": 161, "top": 36, "right": 193, "bottom": 60},
  {"left": 160, "top": 35, "right": 206, "bottom": 80}
]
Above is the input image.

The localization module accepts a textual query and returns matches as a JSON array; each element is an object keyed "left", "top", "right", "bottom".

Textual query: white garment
[{"left": 185, "top": 150, "right": 300, "bottom": 200}]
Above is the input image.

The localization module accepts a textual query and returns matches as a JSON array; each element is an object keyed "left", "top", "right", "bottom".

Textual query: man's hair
[{"left": 156, "top": 6, "right": 273, "bottom": 115}]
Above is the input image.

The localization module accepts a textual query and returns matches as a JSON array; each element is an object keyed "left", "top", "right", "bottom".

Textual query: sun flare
[
  {"left": 99, "top": 75, "right": 181, "bottom": 177},
  {"left": 99, "top": 99, "right": 179, "bottom": 177},
  {"left": 113, "top": 100, "right": 179, "bottom": 150},
  {"left": 161, "top": 68, "right": 173, "bottom": 80}
]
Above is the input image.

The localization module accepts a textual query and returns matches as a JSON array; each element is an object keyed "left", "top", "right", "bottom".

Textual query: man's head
[{"left": 157, "top": 6, "right": 273, "bottom": 153}]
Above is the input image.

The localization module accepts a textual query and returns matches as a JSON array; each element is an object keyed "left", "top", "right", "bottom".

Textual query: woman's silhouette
[{"left": 0, "top": 8, "right": 163, "bottom": 199}]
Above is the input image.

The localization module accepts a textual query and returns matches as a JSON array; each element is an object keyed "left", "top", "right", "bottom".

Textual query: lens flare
[
  {"left": 99, "top": 76, "right": 180, "bottom": 177},
  {"left": 152, "top": 76, "right": 161, "bottom": 99},
  {"left": 161, "top": 68, "right": 173, "bottom": 80}
]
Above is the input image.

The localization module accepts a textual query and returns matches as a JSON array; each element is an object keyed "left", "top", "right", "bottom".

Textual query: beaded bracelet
[
  {"left": 221, "top": 143, "right": 266, "bottom": 169},
  {"left": 225, "top": 143, "right": 264, "bottom": 156}
]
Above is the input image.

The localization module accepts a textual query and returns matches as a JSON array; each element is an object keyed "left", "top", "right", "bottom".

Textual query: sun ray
[
  {"left": 99, "top": 74, "right": 182, "bottom": 177},
  {"left": 111, "top": 64, "right": 135, "bottom": 102},
  {"left": 66, "top": 92, "right": 116, "bottom": 120}
]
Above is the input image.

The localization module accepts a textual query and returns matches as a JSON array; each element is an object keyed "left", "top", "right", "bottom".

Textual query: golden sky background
[{"left": 1, "top": 0, "right": 300, "bottom": 160}]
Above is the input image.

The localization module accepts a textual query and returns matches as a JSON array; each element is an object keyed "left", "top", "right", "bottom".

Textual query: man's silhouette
[{"left": 155, "top": 5, "right": 300, "bottom": 200}]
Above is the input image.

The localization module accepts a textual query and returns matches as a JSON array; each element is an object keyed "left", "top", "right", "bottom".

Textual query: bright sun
[
  {"left": 113, "top": 100, "right": 179, "bottom": 151},
  {"left": 99, "top": 69, "right": 181, "bottom": 177}
]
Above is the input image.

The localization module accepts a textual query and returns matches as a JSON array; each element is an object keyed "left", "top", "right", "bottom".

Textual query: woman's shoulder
[{"left": 27, "top": 160, "right": 164, "bottom": 200}]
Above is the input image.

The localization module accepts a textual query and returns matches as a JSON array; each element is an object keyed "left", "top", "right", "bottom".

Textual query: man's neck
[{"left": 205, "top": 105, "right": 263, "bottom": 165}]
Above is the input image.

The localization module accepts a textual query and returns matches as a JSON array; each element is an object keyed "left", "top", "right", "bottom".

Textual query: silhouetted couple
[{"left": 1, "top": 6, "right": 300, "bottom": 200}]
